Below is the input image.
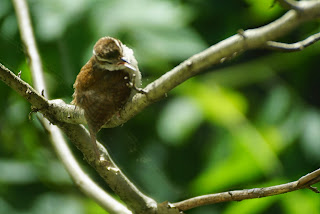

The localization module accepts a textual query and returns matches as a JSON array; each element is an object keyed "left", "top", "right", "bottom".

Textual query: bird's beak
[{"left": 120, "top": 57, "right": 136, "bottom": 71}]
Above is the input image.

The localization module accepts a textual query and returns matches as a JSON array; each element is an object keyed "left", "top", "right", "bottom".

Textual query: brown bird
[{"left": 72, "top": 36, "right": 142, "bottom": 159}]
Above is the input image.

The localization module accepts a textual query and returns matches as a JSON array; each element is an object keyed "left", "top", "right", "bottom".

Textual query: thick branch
[
  {"left": 48, "top": 125, "right": 133, "bottom": 214},
  {"left": 47, "top": 0, "right": 320, "bottom": 128},
  {"left": 56, "top": 122, "right": 158, "bottom": 213},
  {"left": 173, "top": 168, "right": 320, "bottom": 211}
]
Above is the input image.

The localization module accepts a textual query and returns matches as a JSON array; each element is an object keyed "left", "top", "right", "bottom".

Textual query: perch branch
[
  {"left": 173, "top": 168, "right": 320, "bottom": 211},
  {"left": 265, "top": 32, "right": 320, "bottom": 52},
  {"left": 46, "top": 0, "right": 320, "bottom": 128}
]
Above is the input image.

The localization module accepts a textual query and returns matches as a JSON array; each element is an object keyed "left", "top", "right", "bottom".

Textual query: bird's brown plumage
[
  {"left": 72, "top": 37, "right": 138, "bottom": 159},
  {"left": 72, "top": 57, "right": 131, "bottom": 133}
]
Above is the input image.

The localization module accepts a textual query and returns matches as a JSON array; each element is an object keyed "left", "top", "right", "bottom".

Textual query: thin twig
[
  {"left": 11, "top": 0, "right": 135, "bottom": 213},
  {"left": 173, "top": 168, "right": 320, "bottom": 211},
  {"left": 12, "top": 0, "right": 47, "bottom": 96},
  {"left": 265, "top": 32, "right": 320, "bottom": 52}
]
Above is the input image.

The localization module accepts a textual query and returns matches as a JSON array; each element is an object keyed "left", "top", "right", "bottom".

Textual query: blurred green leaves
[
  {"left": 224, "top": 194, "right": 277, "bottom": 214},
  {"left": 281, "top": 191, "right": 320, "bottom": 214},
  {"left": 0, "top": 160, "right": 38, "bottom": 184},
  {"left": 87, "top": 0, "right": 207, "bottom": 71},
  {"left": 174, "top": 80, "right": 282, "bottom": 193},
  {"left": 89, "top": 0, "right": 193, "bottom": 35},
  {"left": 244, "top": 0, "right": 282, "bottom": 24},
  {"left": 301, "top": 111, "right": 320, "bottom": 161},
  {"left": 29, "top": 0, "right": 90, "bottom": 41},
  {"left": 157, "top": 97, "right": 203, "bottom": 146},
  {"left": 0, "top": 193, "right": 84, "bottom": 214}
]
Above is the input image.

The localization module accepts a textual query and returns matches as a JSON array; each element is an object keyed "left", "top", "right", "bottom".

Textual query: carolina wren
[{"left": 72, "top": 36, "right": 142, "bottom": 159}]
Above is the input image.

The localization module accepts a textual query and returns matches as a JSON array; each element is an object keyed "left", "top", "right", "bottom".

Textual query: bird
[{"left": 72, "top": 36, "right": 142, "bottom": 160}]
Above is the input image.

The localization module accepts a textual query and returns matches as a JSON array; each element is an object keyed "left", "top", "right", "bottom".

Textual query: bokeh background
[{"left": 1, "top": 0, "right": 320, "bottom": 213}]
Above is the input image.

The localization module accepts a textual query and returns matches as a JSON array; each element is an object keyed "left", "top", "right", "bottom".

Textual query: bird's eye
[{"left": 96, "top": 55, "right": 112, "bottom": 64}]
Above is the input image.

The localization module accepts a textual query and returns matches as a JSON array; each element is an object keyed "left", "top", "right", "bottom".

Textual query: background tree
[{"left": 1, "top": 0, "right": 320, "bottom": 213}]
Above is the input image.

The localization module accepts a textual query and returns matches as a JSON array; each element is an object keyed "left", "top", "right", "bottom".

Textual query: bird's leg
[
  {"left": 126, "top": 74, "right": 147, "bottom": 94},
  {"left": 89, "top": 130, "right": 101, "bottom": 160}
]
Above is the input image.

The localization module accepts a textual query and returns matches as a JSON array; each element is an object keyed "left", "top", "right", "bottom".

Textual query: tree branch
[
  {"left": 48, "top": 125, "right": 133, "bottom": 214},
  {"left": 172, "top": 168, "right": 320, "bottom": 211},
  {"left": 11, "top": 0, "right": 47, "bottom": 96},
  {"left": 265, "top": 32, "right": 320, "bottom": 52}
]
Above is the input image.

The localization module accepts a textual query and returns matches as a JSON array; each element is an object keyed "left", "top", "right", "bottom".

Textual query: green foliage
[
  {"left": 157, "top": 97, "right": 203, "bottom": 146},
  {"left": 244, "top": 0, "right": 282, "bottom": 24},
  {"left": 1, "top": 0, "right": 320, "bottom": 213}
]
